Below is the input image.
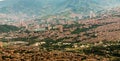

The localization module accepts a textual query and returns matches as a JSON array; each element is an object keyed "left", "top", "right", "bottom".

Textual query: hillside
[
  {"left": 0, "top": 25, "right": 20, "bottom": 33},
  {"left": 0, "top": 0, "right": 120, "bottom": 16}
]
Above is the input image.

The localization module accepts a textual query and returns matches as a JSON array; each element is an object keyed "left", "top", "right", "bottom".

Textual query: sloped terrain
[
  {"left": 0, "top": 0, "right": 120, "bottom": 16},
  {"left": 0, "top": 25, "right": 19, "bottom": 33}
]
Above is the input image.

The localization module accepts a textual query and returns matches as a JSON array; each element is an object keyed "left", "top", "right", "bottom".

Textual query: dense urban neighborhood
[{"left": 0, "top": 0, "right": 120, "bottom": 61}]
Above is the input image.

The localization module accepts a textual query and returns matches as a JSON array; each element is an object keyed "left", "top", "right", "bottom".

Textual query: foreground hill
[{"left": 0, "top": 43, "right": 120, "bottom": 61}]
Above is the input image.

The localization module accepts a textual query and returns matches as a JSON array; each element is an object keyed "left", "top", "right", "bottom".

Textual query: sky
[{"left": 0, "top": 0, "right": 4, "bottom": 1}]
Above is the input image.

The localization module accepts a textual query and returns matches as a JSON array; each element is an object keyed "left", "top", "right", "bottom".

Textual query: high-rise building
[
  {"left": 90, "top": 11, "right": 96, "bottom": 18},
  {"left": 20, "top": 20, "right": 24, "bottom": 27},
  {"left": 58, "top": 25, "right": 63, "bottom": 32},
  {"left": 19, "top": 20, "right": 28, "bottom": 29}
]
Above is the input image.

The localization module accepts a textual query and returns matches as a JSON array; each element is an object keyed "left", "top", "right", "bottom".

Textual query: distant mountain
[{"left": 0, "top": 0, "right": 120, "bottom": 16}]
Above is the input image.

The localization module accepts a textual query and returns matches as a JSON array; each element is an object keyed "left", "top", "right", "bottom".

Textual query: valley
[{"left": 0, "top": 0, "right": 120, "bottom": 61}]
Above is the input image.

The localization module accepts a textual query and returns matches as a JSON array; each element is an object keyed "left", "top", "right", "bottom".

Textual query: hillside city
[
  {"left": 0, "top": 8, "right": 120, "bottom": 61},
  {"left": 0, "top": 0, "right": 120, "bottom": 61}
]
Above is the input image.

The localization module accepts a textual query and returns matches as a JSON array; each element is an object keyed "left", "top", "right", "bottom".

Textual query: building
[
  {"left": 0, "top": 42, "right": 3, "bottom": 47},
  {"left": 89, "top": 11, "right": 96, "bottom": 18},
  {"left": 59, "top": 25, "right": 63, "bottom": 32},
  {"left": 58, "top": 25, "right": 63, "bottom": 32}
]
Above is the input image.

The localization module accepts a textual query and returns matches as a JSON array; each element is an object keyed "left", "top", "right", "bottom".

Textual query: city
[{"left": 0, "top": 0, "right": 120, "bottom": 61}]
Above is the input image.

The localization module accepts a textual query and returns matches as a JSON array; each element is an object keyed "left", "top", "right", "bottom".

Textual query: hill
[{"left": 0, "top": 25, "right": 20, "bottom": 33}]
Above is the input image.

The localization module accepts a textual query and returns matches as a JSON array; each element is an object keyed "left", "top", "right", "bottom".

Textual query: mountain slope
[{"left": 0, "top": 0, "right": 120, "bottom": 16}]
